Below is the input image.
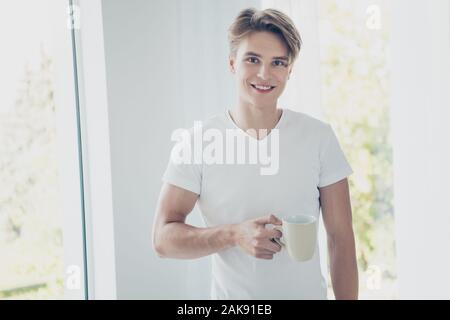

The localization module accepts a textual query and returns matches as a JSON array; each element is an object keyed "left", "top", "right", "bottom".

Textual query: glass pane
[{"left": 0, "top": 0, "right": 86, "bottom": 299}]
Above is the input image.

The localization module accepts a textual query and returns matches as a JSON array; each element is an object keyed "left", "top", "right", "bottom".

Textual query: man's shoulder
[{"left": 285, "top": 108, "right": 330, "bottom": 133}]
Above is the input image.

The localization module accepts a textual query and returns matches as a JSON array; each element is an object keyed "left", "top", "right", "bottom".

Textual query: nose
[{"left": 257, "top": 63, "right": 270, "bottom": 80}]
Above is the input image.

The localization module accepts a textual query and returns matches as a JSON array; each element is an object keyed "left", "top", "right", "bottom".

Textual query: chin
[{"left": 251, "top": 103, "right": 276, "bottom": 111}]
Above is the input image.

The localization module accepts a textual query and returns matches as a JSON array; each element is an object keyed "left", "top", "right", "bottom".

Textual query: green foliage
[{"left": 0, "top": 49, "right": 64, "bottom": 299}]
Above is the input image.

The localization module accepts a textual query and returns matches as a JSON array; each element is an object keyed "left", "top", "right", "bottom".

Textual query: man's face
[{"left": 229, "top": 31, "right": 292, "bottom": 110}]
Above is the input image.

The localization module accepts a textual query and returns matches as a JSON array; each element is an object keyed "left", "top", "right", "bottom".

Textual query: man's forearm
[
  {"left": 155, "top": 222, "right": 237, "bottom": 259},
  {"left": 328, "top": 235, "right": 359, "bottom": 300}
]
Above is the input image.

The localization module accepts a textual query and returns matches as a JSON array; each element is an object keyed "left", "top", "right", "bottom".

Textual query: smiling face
[{"left": 229, "top": 31, "right": 293, "bottom": 111}]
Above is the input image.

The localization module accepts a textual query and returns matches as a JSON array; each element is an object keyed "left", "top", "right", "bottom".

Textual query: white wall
[
  {"left": 76, "top": 0, "right": 117, "bottom": 299},
  {"left": 101, "top": 0, "right": 258, "bottom": 299},
  {"left": 391, "top": 0, "right": 450, "bottom": 299}
]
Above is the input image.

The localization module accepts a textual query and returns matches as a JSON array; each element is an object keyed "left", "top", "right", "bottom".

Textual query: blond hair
[{"left": 228, "top": 8, "right": 302, "bottom": 66}]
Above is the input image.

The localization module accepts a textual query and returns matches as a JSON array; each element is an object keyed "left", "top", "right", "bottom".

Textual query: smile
[{"left": 250, "top": 84, "right": 275, "bottom": 93}]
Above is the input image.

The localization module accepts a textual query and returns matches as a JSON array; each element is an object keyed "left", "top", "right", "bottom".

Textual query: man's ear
[{"left": 229, "top": 56, "right": 236, "bottom": 74}]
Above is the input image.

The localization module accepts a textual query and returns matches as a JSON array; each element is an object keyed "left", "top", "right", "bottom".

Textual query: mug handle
[{"left": 271, "top": 225, "right": 285, "bottom": 247}]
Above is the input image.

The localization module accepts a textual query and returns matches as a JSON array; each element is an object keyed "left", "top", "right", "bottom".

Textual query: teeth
[{"left": 253, "top": 85, "right": 272, "bottom": 90}]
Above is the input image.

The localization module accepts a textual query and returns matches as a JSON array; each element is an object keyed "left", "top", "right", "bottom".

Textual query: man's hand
[{"left": 234, "top": 214, "right": 283, "bottom": 260}]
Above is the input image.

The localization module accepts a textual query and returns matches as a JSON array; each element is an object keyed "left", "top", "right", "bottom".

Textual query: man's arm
[
  {"left": 152, "top": 183, "right": 282, "bottom": 259},
  {"left": 319, "top": 178, "right": 358, "bottom": 300}
]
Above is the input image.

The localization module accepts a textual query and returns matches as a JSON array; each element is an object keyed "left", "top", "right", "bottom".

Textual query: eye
[
  {"left": 247, "top": 57, "right": 259, "bottom": 64},
  {"left": 273, "top": 60, "right": 287, "bottom": 67}
]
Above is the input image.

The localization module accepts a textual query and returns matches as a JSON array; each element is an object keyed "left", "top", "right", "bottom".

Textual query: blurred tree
[
  {"left": 318, "top": 0, "right": 396, "bottom": 279},
  {"left": 0, "top": 47, "right": 64, "bottom": 299}
]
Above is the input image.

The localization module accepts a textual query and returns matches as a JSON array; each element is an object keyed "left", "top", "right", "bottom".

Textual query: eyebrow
[{"left": 243, "top": 51, "right": 289, "bottom": 61}]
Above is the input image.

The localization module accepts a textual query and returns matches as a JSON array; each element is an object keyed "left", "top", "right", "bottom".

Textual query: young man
[{"left": 152, "top": 8, "right": 358, "bottom": 299}]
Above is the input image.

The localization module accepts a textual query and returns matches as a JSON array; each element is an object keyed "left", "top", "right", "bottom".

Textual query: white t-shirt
[{"left": 162, "top": 108, "right": 353, "bottom": 299}]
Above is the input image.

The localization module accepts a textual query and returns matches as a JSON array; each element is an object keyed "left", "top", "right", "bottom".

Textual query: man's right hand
[{"left": 233, "top": 214, "right": 283, "bottom": 260}]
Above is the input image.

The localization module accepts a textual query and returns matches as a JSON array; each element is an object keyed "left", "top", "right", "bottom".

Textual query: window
[{"left": 0, "top": 0, "right": 87, "bottom": 299}]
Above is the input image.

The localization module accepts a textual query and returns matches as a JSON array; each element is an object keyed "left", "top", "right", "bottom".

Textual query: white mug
[{"left": 272, "top": 214, "right": 318, "bottom": 262}]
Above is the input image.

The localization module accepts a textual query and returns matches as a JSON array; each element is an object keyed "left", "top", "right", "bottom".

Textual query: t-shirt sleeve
[
  {"left": 161, "top": 136, "right": 202, "bottom": 195},
  {"left": 318, "top": 124, "right": 353, "bottom": 188}
]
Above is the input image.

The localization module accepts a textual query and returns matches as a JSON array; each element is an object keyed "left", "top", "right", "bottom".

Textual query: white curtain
[{"left": 391, "top": 0, "right": 450, "bottom": 299}]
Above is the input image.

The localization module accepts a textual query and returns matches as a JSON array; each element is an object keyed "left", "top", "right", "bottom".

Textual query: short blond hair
[{"left": 228, "top": 8, "right": 302, "bottom": 66}]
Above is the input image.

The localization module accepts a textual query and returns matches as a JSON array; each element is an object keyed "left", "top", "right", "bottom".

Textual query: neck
[{"left": 229, "top": 103, "right": 282, "bottom": 139}]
